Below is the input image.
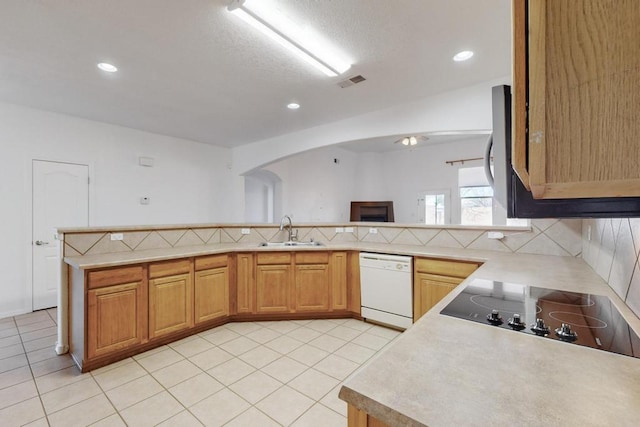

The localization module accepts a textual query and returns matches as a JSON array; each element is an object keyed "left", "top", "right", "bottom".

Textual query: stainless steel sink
[{"left": 258, "top": 241, "right": 323, "bottom": 247}]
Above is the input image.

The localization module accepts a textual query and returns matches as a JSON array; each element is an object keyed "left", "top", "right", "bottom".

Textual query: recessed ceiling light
[
  {"left": 287, "top": 103, "right": 300, "bottom": 110},
  {"left": 453, "top": 51, "right": 474, "bottom": 62},
  {"left": 97, "top": 62, "right": 118, "bottom": 72}
]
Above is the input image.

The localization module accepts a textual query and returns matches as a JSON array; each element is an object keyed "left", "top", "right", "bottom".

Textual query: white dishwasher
[{"left": 360, "top": 253, "right": 413, "bottom": 329}]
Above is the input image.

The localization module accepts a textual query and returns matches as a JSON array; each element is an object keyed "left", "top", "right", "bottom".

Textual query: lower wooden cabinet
[
  {"left": 331, "top": 252, "right": 348, "bottom": 310},
  {"left": 195, "top": 267, "right": 229, "bottom": 323},
  {"left": 87, "top": 280, "right": 147, "bottom": 359},
  {"left": 347, "top": 404, "right": 389, "bottom": 427},
  {"left": 148, "top": 259, "right": 193, "bottom": 339},
  {"left": 413, "top": 257, "right": 480, "bottom": 321},
  {"left": 149, "top": 273, "right": 193, "bottom": 339},
  {"left": 256, "top": 264, "right": 292, "bottom": 313},
  {"left": 194, "top": 254, "right": 229, "bottom": 324},
  {"left": 295, "top": 264, "right": 330, "bottom": 311},
  {"left": 414, "top": 273, "right": 460, "bottom": 320},
  {"left": 236, "top": 253, "right": 255, "bottom": 314}
]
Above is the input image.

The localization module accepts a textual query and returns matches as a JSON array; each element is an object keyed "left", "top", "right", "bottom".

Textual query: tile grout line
[
  {"left": 14, "top": 315, "right": 50, "bottom": 426},
  {"left": 1, "top": 316, "right": 396, "bottom": 426}
]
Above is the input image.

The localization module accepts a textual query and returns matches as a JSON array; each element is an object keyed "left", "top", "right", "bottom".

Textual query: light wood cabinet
[
  {"left": 148, "top": 260, "right": 193, "bottom": 339},
  {"left": 347, "top": 404, "right": 389, "bottom": 427},
  {"left": 236, "top": 253, "right": 255, "bottom": 314},
  {"left": 295, "top": 264, "right": 330, "bottom": 311},
  {"left": 256, "top": 264, "right": 292, "bottom": 313},
  {"left": 413, "top": 257, "right": 479, "bottom": 321},
  {"left": 194, "top": 255, "right": 229, "bottom": 324},
  {"left": 294, "top": 252, "right": 329, "bottom": 311},
  {"left": 331, "top": 252, "right": 348, "bottom": 310},
  {"left": 85, "top": 266, "right": 147, "bottom": 360},
  {"left": 72, "top": 249, "right": 360, "bottom": 371},
  {"left": 513, "top": 0, "right": 640, "bottom": 199}
]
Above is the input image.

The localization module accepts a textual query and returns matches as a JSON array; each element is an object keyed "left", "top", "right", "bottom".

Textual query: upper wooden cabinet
[{"left": 513, "top": 0, "right": 640, "bottom": 199}]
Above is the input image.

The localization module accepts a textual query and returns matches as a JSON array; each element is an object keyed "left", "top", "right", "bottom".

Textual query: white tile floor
[{"left": 0, "top": 311, "right": 401, "bottom": 426}]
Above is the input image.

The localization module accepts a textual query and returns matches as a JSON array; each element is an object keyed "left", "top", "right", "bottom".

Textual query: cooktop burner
[{"left": 440, "top": 279, "right": 640, "bottom": 359}]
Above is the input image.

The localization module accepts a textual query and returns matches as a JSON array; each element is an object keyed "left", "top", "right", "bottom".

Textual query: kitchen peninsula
[{"left": 60, "top": 222, "right": 640, "bottom": 426}]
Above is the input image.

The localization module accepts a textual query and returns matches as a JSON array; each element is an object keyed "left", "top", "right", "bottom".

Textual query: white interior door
[{"left": 32, "top": 160, "right": 89, "bottom": 310}]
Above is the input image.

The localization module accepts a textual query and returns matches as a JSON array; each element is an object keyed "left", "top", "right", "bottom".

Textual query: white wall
[
  {"left": 253, "top": 137, "right": 487, "bottom": 223},
  {"left": 264, "top": 147, "right": 360, "bottom": 222},
  {"left": 0, "top": 102, "right": 235, "bottom": 318}
]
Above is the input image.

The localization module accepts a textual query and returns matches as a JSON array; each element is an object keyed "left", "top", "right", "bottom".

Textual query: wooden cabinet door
[
  {"left": 149, "top": 273, "right": 193, "bottom": 339},
  {"left": 194, "top": 267, "right": 229, "bottom": 324},
  {"left": 256, "top": 264, "right": 291, "bottom": 313},
  {"left": 87, "top": 281, "right": 147, "bottom": 359},
  {"left": 514, "top": 0, "right": 640, "bottom": 199},
  {"left": 236, "top": 253, "right": 255, "bottom": 314},
  {"left": 295, "top": 264, "right": 330, "bottom": 312},
  {"left": 331, "top": 252, "right": 348, "bottom": 310},
  {"left": 414, "top": 273, "right": 461, "bottom": 322}
]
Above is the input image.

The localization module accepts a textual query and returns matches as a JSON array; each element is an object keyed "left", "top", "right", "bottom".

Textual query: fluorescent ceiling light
[
  {"left": 287, "top": 103, "right": 300, "bottom": 109},
  {"left": 453, "top": 51, "right": 474, "bottom": 62},
  {"left": 97, "top": 62, "right": 118, "bottom": 72},
  {"left": 228, "top": 0, "right": 350, "bottom": 77}
]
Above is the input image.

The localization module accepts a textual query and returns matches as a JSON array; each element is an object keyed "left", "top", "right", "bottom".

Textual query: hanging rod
[{"left": 445, "top": 156, "right": 491, "bottom": 166}]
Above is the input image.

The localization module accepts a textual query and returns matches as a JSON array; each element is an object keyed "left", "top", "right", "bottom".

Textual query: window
[
  {"left": 457, "top": 166, "right": 529, "bottom": 226},
  {"left": 460, "top": 185, "right": 493, "bottom": 225}
]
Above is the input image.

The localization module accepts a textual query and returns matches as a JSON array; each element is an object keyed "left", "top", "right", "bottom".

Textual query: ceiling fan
[{"left": 393, "top": 135, "right": 429, "bottom": 146}]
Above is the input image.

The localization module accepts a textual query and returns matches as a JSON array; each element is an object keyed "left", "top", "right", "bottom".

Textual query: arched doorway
[{"left": 244, "top": 170, "right": 282, "bottom": 223}]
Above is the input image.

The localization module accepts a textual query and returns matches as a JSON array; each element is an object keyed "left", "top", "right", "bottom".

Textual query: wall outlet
[
  {"left": 335, "top": 227, "right": 344, "bottom": 233},
  {"left": 487, "top": 231, "right": 505, "bottom": 240},
  {"left": 369, "top": 228, "right": 378, "bottom": 234},
  {"left": 345, "top": 227, "right": 354, "bottom": 233},
  {"left": 110, "top": 233, "right": 124, "bottom": 241},
  {"left": 241, "top": 228, "right": 251, "bottom": 235},
  {"left": 140, "top": 197, "right": 150, "bottom": 205}
]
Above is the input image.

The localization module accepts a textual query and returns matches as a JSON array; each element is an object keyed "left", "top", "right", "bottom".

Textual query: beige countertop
[
  {"left": 62, "top": 242, "right": 640, "bottom": 426},
  {"left": 339, "top": 252, "right": 640, "bottom": 427}
]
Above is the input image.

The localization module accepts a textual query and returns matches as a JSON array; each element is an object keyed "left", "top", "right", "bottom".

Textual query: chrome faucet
[{"left": 279, "top": 215, "right": 297, "bottom": 241}]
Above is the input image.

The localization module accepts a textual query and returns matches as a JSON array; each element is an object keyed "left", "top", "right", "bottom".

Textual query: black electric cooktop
[{"left": 440, "top": 279, "right": 640, "bottom": 359}]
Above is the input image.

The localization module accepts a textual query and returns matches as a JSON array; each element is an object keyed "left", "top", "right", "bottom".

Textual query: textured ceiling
[{"left": 0, "top": 0, "right": 511, "bottom": 148}]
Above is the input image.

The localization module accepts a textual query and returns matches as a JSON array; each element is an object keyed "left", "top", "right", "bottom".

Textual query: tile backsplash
[
  {"left": 582, "top": 218, "right": 640, "bottom": 318},
  {"left": 63, "top": 219, "right": 582, "bottom": 259}
]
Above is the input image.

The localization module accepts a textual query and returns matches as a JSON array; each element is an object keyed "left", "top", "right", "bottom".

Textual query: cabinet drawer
[
  {"left": 149, "top": 259, "right": 191, "bottom": 279},
  {"left": 88, "top": 266, "right": 144, "bottom": 289},
  {"left": 195, "top": 254, "right": 227, "bottom": 271},
  {"left": 295, "top": 252, "right": 329, "bottom": 264},
  {"left": 257, "top": 253, "right": 291, "bottom": 265},
  {"left": 414, "top": 258, "right": 478, "bottom": 278}
]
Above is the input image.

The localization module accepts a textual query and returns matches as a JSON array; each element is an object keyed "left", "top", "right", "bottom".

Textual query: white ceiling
[{"left": 0, "top": 0, "right": 511, "bottom": 149}]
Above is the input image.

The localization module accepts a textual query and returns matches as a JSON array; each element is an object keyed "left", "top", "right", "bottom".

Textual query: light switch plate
[
  {"left": 335, "top": 227, "right": 344, "bottom": 233},
  {"left": 241, "top": 228, "right": 251, "bottom": 235},
  {"left": 369, "top": 228, "right": 378, "bottom": 234},
  {"left": 110, "top": 233, "right": 124, "bottom": 241},
  {"left": 345, "top": 227, "right": 354, "bottom": 233}
]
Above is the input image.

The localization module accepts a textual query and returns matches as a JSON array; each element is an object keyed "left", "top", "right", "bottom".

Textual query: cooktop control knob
[
  {"left": 487, "top": 309, "right": 503, "bottom": 326},
  {"left": 508, "top": 313, "right": 526, "bottom": 331},
  {"left": 555, "top": 323, "right": 578, "bottom": 342},
  {"left": 530, "top": 318, "right": 551, "bottom": 336}
]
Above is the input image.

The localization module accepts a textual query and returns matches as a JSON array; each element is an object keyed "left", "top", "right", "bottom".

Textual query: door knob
[{"left": 34, "top": 240, "right": 50, "bottom": 246}]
